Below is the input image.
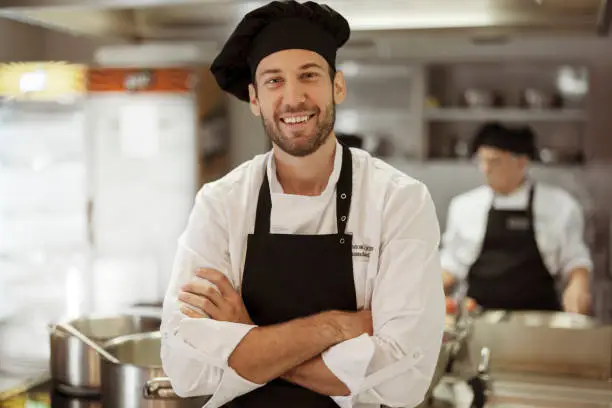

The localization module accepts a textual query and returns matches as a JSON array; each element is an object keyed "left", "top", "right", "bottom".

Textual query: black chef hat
[
  {"left": 210, "top": 1, "right": 350, "bottom": 102},
  {"left": 470, "top": 122, "right": 539, "bottom": 160}
]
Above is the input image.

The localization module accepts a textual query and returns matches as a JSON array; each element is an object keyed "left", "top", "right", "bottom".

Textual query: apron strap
[
  {"left": 526, "top": 183, "right": 536, "bottom": 219},
  {"left": 336, "top": 145, "right": 353, "bottom": 237},
  {"left": 254, "top": 168, "right": 272, "bottom": 235},
  {"left": 253, "top": 144, "right": 354, "bottom": 236}
]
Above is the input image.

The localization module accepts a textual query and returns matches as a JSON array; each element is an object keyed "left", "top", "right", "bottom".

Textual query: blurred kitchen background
[{"left": 0, "top": 0, "right": 612, "bottom": 407}]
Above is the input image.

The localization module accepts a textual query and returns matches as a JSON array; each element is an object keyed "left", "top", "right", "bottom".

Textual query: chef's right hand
[
  {"left": 331, "top": 310, "right": 373, "bottom": 341},
  {"left": 179, "top": 268, "right": 254, "bottom": 325}
]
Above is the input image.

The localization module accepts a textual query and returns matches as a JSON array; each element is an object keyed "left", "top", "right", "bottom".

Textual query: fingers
[
  {"left": 196, "top": 268, "right": 237, "bottom": 298},
  {"left": 182, "top": 280, "right": 224, "bottom": 307},
  {"left": 563, "top": 294, "right": 591, "bottom": 315},
  {"left": 178, "top": 268, "right": 244, "bottom": 322},
  {"left": 181, "top": 306, "right": 207, "bottom": 319},
  {"left": 178, "top": 291, "right": 220, "bottom": 317}
]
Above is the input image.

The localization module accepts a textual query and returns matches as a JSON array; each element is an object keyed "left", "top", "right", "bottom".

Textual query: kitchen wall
[
  {"left": 0, "top": 18, "right": 45, "bottom": 61},
  {"left": 0, "top": 17, "right": 123, "bottom": 63}
]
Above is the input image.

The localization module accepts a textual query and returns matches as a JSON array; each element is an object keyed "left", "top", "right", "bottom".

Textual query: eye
[
  {"left": 264, "top": 77, "right": 283, "bottom": 86},
  {"left": 301, "top": 72, "right": 320, "bottom": 80}
]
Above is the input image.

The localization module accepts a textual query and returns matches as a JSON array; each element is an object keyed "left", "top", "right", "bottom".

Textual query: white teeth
[{"left": 282, "top": 115, "right": 310, "bottom": 124}]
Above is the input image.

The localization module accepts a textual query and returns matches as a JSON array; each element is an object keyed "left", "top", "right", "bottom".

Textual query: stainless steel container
[
  {"left": 101, "top": 331, "right": 210, "bottom": 408},
  {"left": 467, "top": 310, "right": 612, "bottom": 380},
  {"left": 50, "top": 315, "right": 161, "bottom": 395}
]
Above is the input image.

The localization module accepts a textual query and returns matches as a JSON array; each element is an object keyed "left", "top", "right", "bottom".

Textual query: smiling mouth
[{"left": 280, "top": 114, "right": 316, "bottom": 126}]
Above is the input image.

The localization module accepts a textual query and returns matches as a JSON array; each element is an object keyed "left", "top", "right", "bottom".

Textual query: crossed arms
[
  {"left": 160, "top": 181, "right": 445, "bottom": 408},
  {"left": 180, "top": 267, "right": 373, "bottom": 395}
]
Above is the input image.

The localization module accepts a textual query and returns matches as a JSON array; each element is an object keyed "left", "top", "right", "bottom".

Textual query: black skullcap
[
  {"left": 210, "top": 1, "right": 350, "bottom": 102},
  {"left": 470, "top": 122, "right": 539, "bottom": 160}
]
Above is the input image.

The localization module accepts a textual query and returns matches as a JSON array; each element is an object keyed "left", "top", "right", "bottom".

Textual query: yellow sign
[{"left": 0, "top": 61, "right": 86, "bottom": 100}]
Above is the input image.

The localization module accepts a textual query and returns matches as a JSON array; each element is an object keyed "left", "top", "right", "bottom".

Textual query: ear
[
  {"left": 516, "top": 155, "right": 529, "bottom": 171},
  {"left": 332, "top": 70, "right": 347, "bottom": 105},
  {"left": 248, "top": 83, "right": 261, "bottom": 117}
]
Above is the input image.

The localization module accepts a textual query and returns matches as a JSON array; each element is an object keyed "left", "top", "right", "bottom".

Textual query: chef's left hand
[
  {"left": 562, "top": 273, "right": 591, "bottom": 315},
  {"left": 179, "top": 268, "right": 254, "bottom": 325}
]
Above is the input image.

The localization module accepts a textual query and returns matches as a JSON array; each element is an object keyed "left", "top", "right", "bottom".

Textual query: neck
[
  {"left": 496, "top": 176, "right": 529, "bottom": 195},
  {"left": 273, "top": 134, "right": 337, "bottom": 196}
]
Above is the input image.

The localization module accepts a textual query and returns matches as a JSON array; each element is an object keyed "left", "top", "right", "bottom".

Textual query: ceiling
[{"left": 0, "top": 0, "right": 609, "bottom": 46}]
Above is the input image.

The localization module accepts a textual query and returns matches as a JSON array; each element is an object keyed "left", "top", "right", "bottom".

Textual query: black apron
[
  {"left": 226, "top": 144, "right": 357, "bottom": 408},
  {"left": 466, "top": 185, "right": 561, "bottom": 311}
]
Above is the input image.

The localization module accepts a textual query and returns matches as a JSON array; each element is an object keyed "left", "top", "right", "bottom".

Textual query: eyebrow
[
  {"left": 258, "top": 68, "right": 281, "bottom": 79},
  {"left": 299, "top": 62, "right": 326, "bottom": 71},
  {"left": 257, "top": 62, "right": 326, "bottom": 79}
]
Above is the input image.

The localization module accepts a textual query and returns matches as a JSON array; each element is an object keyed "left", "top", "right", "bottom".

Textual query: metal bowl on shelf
[
  {"left": 461, "top": 88, "right": 505, "bottom": 108},
  {"left": 520, "top": 88, "right": 563, "bottom": 109}
]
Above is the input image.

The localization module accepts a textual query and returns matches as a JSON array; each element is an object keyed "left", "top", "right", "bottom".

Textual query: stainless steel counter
[{"left": 430, "top": 372, "right": 612, "bottom": 408}]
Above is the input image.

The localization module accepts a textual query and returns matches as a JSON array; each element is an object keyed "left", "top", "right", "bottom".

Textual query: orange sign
[{"left": 87, "top": 68, "right": 196, "bottom": 93}]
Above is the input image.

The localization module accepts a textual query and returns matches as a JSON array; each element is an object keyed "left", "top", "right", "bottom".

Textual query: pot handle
[{"left": 143, "top": 377, "right": 178, "bottom": 399}]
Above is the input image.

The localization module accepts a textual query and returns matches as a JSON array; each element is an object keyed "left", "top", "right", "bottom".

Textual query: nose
[{"left": 282, "top": 78, "right": 306, "bottom": 106}]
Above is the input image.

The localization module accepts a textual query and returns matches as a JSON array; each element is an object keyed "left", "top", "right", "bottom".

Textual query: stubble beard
[{"left": 261, "top": 101, "right": 336, "bottom": 157}]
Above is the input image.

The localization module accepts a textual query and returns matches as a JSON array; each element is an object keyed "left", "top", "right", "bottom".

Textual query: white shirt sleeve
[
  {"left": 439, "top": 198, "right": 470, "bottom": 279},
  {"left": 160, "top": 186, "right": 263, "bottom": 407},
  {"left": 322, "top": 181, "right": 446, "bottom": 408},
  {"left": 558, "top": 194, "right": 594, "bottom": 278}
]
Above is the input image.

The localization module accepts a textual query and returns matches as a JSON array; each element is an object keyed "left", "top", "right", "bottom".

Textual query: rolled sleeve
[
  {"left": 162, "top": 308, "right": 262, "bottom": 407},
  {"left": 160, "top": 185, "right": 265, "bottom": 407},
  {"left": 321, "top": 334, "right": 375, "bottom": 396},
  {"left": 558, "top": 197, "right": 594, "bottom": 278},
  {"left": 440, "top": 244, "right": 469, "bottom": 280},
  {"left": 322, "top": 181, "right": 445, "bottom": 408}
]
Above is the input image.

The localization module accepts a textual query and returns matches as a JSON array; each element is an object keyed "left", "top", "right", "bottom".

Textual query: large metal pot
[
  {"left": 50, "top": 315, "right": 161, "bottom": 395},
  {"left": 101, "top": 331, "right": 210, "bottom": 408}
]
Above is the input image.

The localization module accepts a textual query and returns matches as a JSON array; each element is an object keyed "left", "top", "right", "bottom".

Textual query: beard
[{"left": 261, "top": 101, "right": 336, "bottom": 157}]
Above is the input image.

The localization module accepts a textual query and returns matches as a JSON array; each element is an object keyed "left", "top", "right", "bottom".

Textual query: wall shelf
[{"left": 424, "top": 107, "right": 588, "bottom": 123}]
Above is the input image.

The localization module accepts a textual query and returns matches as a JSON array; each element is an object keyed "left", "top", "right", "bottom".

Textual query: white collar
[
  {"left": 487, "top": 179, "right": 536, "bottom": 208},
  {"left": 488, "top": 179, "right": 533, "bottom": 198},
  {"left": 267, "top": 139, "right": 343, "bottom": 196}
]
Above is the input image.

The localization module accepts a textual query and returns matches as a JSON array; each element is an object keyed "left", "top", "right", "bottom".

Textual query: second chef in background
[{"left": 441, "top": 122, "right": 593, "bottom": 315}]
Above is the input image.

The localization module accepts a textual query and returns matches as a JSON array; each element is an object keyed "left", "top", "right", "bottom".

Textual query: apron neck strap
[
  {"left": 253, "top": 144, "right": 353, "bottom": 236},
  {"left": 335, "top": 144, "right": 352, "bottom": 236},
  {"left": 526, "top": 184, "right": 536, "bottom": 217}
]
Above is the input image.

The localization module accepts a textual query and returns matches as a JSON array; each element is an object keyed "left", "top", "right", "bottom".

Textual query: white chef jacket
[
  {"left": 440, "top": 180, "right": 593, "bottom": 284},
  {"left": 160, "top": 140, "right": 445, "bottom": 408}
]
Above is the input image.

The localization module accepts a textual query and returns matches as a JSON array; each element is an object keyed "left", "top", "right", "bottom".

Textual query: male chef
[
  {"left": 441, "top": 122, "right": 593, "bottom": 314},
  {"left": 160, "top": 1, "right": 445, "bottom": 408}
]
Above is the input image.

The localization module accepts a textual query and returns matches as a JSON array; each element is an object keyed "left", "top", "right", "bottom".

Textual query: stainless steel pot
[
  {"left": 101, "top": 331, "right": 210, "bottom": 408},
  {"left": 49, "top": 315, "right": 161, "bottom": 395}
]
